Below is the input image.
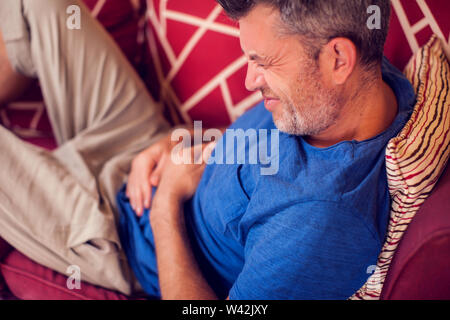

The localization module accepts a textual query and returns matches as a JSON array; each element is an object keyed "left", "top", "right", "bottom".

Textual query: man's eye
[{"left": 249, "top": 60, "right": 267, "bottom": 69}]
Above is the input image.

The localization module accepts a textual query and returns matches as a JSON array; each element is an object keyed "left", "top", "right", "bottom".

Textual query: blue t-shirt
[{"left": 117, "top": 58, "right": 416, "bottom": 300}]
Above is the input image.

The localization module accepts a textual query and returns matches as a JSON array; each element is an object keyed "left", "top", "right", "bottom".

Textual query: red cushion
[
  {"left": 381, "top": 165, "right": 450, "bottom": 300},
  {"left": 0, "top": 238, "right": 13, "bottom": 296},
  {"left": 0, "top": 237, "right": 12, "bottom": 261},
  {"left": 0, "top": 250, "right": 130, "bottom": 300},
  {"left": 384, "top": 0, "right": 450, "bottom": 71},
  {"left": 142, "top": 0, "right": 263, "bottom": 127}
]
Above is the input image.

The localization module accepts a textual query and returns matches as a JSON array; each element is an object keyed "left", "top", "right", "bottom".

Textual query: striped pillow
[{"left": 352, "top": 35, "right": 450, "bottom": 300}]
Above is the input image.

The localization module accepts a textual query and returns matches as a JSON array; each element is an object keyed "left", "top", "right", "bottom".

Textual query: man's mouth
[{"left": 263, "top": 96, "right": 280, "bottom": 112}]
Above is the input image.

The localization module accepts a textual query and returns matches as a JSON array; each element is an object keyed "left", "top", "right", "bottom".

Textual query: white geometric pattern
[
  {"left": 391, "top": 0, "right": 450, "bottom": 59},
  {"left": 145, "top": 0, "right": 262, "bottom": 125}
]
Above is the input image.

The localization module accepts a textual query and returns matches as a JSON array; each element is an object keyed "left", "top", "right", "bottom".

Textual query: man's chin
[
  {"left": 270, "top": 104, "right": 299, "bottom": 134},
  {"left": 273, "top": 115, "right": 320, "bottom": 136},
  {"left": 273, "top": 116, "right": 299, "bottom": 135}
]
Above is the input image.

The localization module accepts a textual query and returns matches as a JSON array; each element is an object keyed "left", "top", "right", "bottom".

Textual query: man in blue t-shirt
[{"left": 120, "top": 0, "right": 416, "bottom": 299}]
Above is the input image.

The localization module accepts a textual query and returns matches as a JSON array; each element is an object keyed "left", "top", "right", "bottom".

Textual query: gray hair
[{"left": 216, "top": 0, "right": 391, "bottom": 70}]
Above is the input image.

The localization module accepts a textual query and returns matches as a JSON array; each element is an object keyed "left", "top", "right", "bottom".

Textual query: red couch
[
  {"left": 1, "top": 0, "right": 449, "bottom": 300},
  {"left": 381, "top": 165, "right": 450, "bottom": 300}
]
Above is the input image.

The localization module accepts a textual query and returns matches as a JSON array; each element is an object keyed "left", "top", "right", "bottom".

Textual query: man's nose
[{"left": 245, "top": 62, "right": 266, "bottom": 92}]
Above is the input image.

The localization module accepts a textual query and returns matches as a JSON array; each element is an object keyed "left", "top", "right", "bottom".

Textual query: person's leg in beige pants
[{"left": 0, "top": 0, "right": 170, "bottom": 295}]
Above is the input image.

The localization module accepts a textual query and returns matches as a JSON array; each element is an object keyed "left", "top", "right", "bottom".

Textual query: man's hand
[
  {"left": 126, "top": 132, "right": 175, "bottom": 216},
  {"left": 151, "top": 142, "right": 216, "bottom": 218}
]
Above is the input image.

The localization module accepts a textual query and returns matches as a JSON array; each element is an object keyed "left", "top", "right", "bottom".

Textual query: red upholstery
[
  {"left": 384, "top": 0, "right": 450, "bottom": 71},
  {"left": 381, "top": 165, "right": 450, "bottom": 300},
  {"left": 141, "top": 0, "right": 260, "bottom": 127},
  {"left": 0, "top": 250, "right": 130, "bottom": 300},
  {"left": 0, "top": 237, "right": 12, "bottom": 261},
  {"left": 0, "top": 238, "right": 13, "bottom": 296},
  {"left": 0, "top": 0, "right": 449, "bottom": 300}
]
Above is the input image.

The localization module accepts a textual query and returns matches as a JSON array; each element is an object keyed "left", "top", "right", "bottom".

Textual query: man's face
[{"left": 239, "top": 5, "right": 343, "bottom": 136}]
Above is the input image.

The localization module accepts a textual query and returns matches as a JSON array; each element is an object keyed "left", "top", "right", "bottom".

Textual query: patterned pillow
[{"left": 352, "top": 34, "right": 450, "bottom": 300}]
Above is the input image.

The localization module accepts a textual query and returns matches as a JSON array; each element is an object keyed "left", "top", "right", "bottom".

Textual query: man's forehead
[{"left": 238, "top": 4, "right": 281, "bottom": 55}]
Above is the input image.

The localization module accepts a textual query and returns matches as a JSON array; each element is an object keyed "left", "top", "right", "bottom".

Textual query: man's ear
[{"left": 320, "top": 37, "right": 357, "bottom": 85}]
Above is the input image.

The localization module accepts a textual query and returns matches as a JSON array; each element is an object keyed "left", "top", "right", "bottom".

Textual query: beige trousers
[{"left": 0, "top": 0, "right": 170, "bottom": 295}]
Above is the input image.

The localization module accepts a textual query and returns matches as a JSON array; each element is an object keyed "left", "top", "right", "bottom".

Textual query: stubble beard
[{"left": 273, "top": 66, "right": 343, "bottom": 136}]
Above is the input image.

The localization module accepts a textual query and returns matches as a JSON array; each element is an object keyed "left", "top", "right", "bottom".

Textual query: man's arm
[
  {"left": 149, "top": 142, "right": 221, "bottom": 300},
  {"left": 150, "top": 194, "right": 218, "bottom": 300}
]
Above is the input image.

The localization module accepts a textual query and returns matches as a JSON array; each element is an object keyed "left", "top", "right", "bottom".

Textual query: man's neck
[{"left": 304, "top": 76, "right": 399, "bottom": 149}]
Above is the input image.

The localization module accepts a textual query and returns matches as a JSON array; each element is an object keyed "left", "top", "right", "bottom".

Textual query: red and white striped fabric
[{"left": 352, "top": 35, "right": 450, "bottom": 300}]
